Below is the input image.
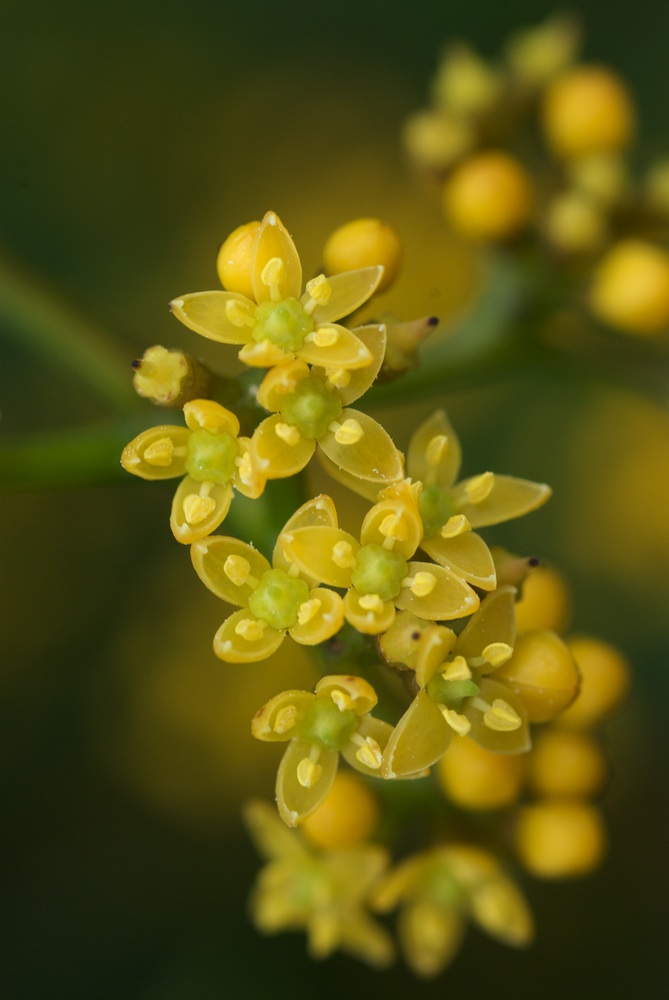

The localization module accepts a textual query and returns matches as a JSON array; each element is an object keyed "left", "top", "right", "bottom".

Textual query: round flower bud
[
  {"left": 542, "top": 191, "right": 607, "bottom": 255},
  {"left": 301, "top": 770, "right": 379, "bottom": 849},
  {"left": 515, "top": 800, "right": 607, "bottom": 878},
  {"left": 216, "top": 220, "right": 261, "bottom": 298},
  {"left": 541, "top": 65, "right": 634, "bottom": 159},
  {"left": 514, "top": 563, "right": 571, "bottom": 634},
  {"left": 441, "top": 150, "right": 533, "bottom": 242},
  {"left": 494, "top": 630, "right": 579, "bottom": 723},
  {"left": 589, "top": 239, "right": 669, "bottom": 335},
  {"left": 323, "top": 218, "right": 402, "bottom": 293},
  {"left": 437, "top": 737, "right": 526, "bottom": 810},
  {"left": 559, "top": 636, "right": 630, "bottom": 728},
  {"left": 528, "top": 729, "right": 607, "bottom": 798}
]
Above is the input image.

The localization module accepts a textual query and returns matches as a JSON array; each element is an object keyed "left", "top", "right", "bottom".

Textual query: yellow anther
[
  {"left": 330, "top": 689, "right": 357, "bottom": 712},
  {"left": 442, "top": 655, "right": 473, "bottom": 681},
  {"left": 483, "top": 698, "right": 522, "bottom": 732},
  {"left": 331, "top": 540, "right": 356, "bottom": 569},
  {"left": 260, "top": 256, "right": 286, "bottom": 300},
  {"left": 273, "top": 705, "right": 298, "bottom": 734},
  {"left": 441, "top": 706, "right": 472, "bottom": 736},
  {"left": 441, "top": 514, "right": 471, "bottom": 538},
  {"left": 297, "top": 598, "right": 321, "bottom": 626},
  {"left": 305, "top": 273, "right": 332, "bottom": 305},
  {"left": 379, "top": 513, "right": 409, "bottom": 541},
  {"left": 331, "top": 418, "right": 364, "bottom": 445},
  {"left": 358, "top": 593, "right": 384, "bottom": 613},
  {"left": 465, "top": 471, "right": 495, "bottom": 504},
  {"left": 143, "top": 437, "right": 175, "bottom": 466},
  {"left": 354, "top": 736, "right": 383, "bottom": 770},
  {"left": 409, "top": 571, "right": 437, "bottom": 597},
  {"left": 235, "top": 450, "right": 255, "bottom": 485},
  {"left": 482, "top": 641, "right": 514, "bottom": 667},
  {"left": 274, "top": 422, "right": 301, "bottom": 446},
  {"left": 223, "top": 554, "right": 252, "bottom": 587},
  {"left": 310, "top": 326, "right": 339, "bottom": 348},
  {"left": 297, "top": 757, "right": 323, "bottom": 789},
  {"left": 225, "top": 299, "right": 255, "bottom": 328},
  {"left": 234, "top": 618, "right": 266, "bottom": 642},
  {"left": 425, "top": 433, "right": 449, "bottom": 466},
  {"left": 326, "top": 368, "right": 351, "bottom": 389},
  {"left": 182, "top": 493, "right": 216, "bottom": 525}
]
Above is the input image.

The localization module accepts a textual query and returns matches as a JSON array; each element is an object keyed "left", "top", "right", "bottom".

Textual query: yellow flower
[
  {"left": 170, "top": 210, "right": 383, "bottom": 370},
  {"left": 120, "top": 398, "right": 262, "bottom": 544},
  {"left": 372, "top": 843, "right": 533, "bottom": 977},
  {"left": 280, "top": 481, "right": 480, "bottom": 637},
  {"left": 190, "top": 496, "right": 346, "bottom": 663},
  {"left": 251, "top": 675, "right": 393, "bottom": 827},
  {"left": 408, "top": 410, "right": 552, "bottom": 591},
  {"left": 381, "top": 586, "right": 530, "bottom": 779},
  {"left": 243, "top": 799, "right": 394, "bottom": 968}
]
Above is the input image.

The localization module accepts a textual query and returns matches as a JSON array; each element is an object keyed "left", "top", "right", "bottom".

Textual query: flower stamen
[
  {"left": 465, "top": 471, "right": 495, "bottom": 504},
  {"left": 440, "top": 514, "right": 471, "bottom": 537},
  {"left": 329, "top": 418, "right": 364, "bottom": 445}
]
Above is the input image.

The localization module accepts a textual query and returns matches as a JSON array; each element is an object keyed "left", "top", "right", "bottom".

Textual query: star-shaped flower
[
  {"left": 170, "top": 211, "right": 383, "bottom": 370},
  {"left": 120, "top": 398, "right": 262, "bottom": 544},
  {"left": 252, "top": 675, "right": 394, "bottom": 827},
  {"left": 280, "top": 481, "right": 480, "bottom": 636},
  {"left": 381, "top": 586, "right": 530, "bottom": 779},
  {"left": 191, "top": 496, "right": 346, "bottom": 663}
]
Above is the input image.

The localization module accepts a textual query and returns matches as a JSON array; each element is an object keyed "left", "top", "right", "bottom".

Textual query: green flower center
[
  {"left": 298, "top": 699, "right": 358, "bottom": 751},
  {"left": 419, "top": 485, "right": 454, "bottom": 538},
  {"left": 247, "top": 568, "right": 310, "bottom": 631},
  {"left": 351, "top": 544, "right": 408, "bottom": 602},
  {"left": 426, "top": 670, "right": 480, "bottom": 710},
  {"left": 421, "top": 863, "right": 465, "bottom": 908},
  {"left": 185, "top": 428, "right": 238, "bottom": 484},
  {"left": 279, "top": 375, "right": 343, "bottom": 440},
  {"left": 253, "top": 298, "right": 314, "bottom": 353}
]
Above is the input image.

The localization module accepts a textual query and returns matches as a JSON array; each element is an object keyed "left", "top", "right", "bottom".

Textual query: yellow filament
[
  {"left": 273, "top": 705, "right": 298, "bottom": 734},
  {"left": 143, "top": 436, "right": 175, "bottom": 466},
  {"left": 482, "top": 641, "right": 514, "bottom": 667},
  {"left": 441, "top": 514, "right": 471, "bottom": 537},
  {"left": 465, "top": 471, "right": 495, "bottom": 504}
]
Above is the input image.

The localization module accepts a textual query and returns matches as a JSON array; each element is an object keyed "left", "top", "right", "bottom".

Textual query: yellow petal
[
  {"left": 414, "top": 624, "right": 458, "bottom": 689},
  {"left": 276, "top": 740, "right": 338, "bottom": 827},
  {"left": 318, "top": 408, "right": 404, "bottom": 486},
  {"left": 183, "top": 399, "right": 240, "bottom": 436},
  {"left": 242, "top": 799, "right": 308, "bottom": 862},
  {"left": 289, "top": 588, "right": 344, "bottom": 645},
  {"left": 251, "top": 689, "right": 315, "bottom": 742},
  {"left": 406, "top": 410, "right": 461, "bottom": 489},
  {"left": 121, "top": 425, "right": 190, "bottom": 480},
  {"left": 280, "top": 526, "right": 359, "bottom": 588},
  {"left": 465, "top": 678, "right": 531, "bottom": 753},
  {"left": 212, "top": 608, "right": 284, "bottom": 663},
  {"left": 169, "top": 291, "right": 254, "bottom": 344},
  {"left": 314, "top": 675, "right": 378, "bottom": 715},
  {"left": 299, "top": 324, "right": 374, "bottom": 370},
  {"left": 251, "top": 415, "right": 315, "bottom": 480},
  {"left": 341, "top": 716, "right": 394, "bottom": 776},
  {"left": 452, "top": 475, "right": 552, "bottom": 527},
  {"left": 361, "top": 480, "right": 423, "bottom": 560},
  {"left": 454, "top": 585, "right": 516, "bottom": 669},
  {"left": 316, "top": 450, "right": 384, "bottom": 502},
  {"left": 420, "top": 530, "right": 496, "bottom": 590},
  {"left": 256, "top": 359, "right": 310, "bottom": 412},
  {"left": 170, "top": 476, "right": 233, "bottom": 544},
  {"left": 272, "top": 494, "right": 338, "bottom": 576},
  {"left": 395, "top": 561, "right": 480, "bottom": 620},
  {"left": 399, "top": 900, "right": 465, "bottom": 978},
  {"left": 251, "top": 211, "right": 302, "bottom": 303},
  {"left": 190, "top": 534, "right": 271, "bottom": 605},
  {"left": 382, "top": 691, "right": 451, "bottom": 778},
  {"left": 312, "top": 323, "right": 387, "bottom": 405},
  {"left": 343, "top": 589, "right": 396, "bottom": 635},
  {"left": 310, "top": 266, "right": 383, "bottom": 323}
]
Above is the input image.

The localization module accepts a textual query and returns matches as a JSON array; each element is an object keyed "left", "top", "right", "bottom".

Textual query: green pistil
[
  {"left": 185, "top": 428, "right": 238, "bottom": 484},
  {"left": 248, "top": 568, "right": 310, "bottom": 631},
  {"left": 298, "top": 699, "right": 358, "bottom": 751},
  {"left": 279, "top": 375, "right": 343, "bottom": 440},
  {"left": 421, "top": 863, "right": 465, "bottom": 908},
  {"left": 253, "top": 298, "right": 314, "bottom": 353},
  {"left": 419, "top": 484, "right": 454, "bottom": 538},
  {"left": 351, "top": 544, "right": 408, "bottom": 602},
  {"left": 426, "top": 672, "right": 480, "bottom": 709}
]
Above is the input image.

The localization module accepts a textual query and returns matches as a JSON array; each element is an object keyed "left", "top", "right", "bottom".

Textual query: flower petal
[
  {"left": 251, "top": 415, "right": 315, "bottom": 479},
  {"left": 276, "top": 740, "right": 339, "bottom": 827},
  {"left": 183, "top": 399, "right": 240, "bottom": 435},
  {"left": 312, "top": 324, "right": 387, "bottom": 405},
  {"left": 121, "top": 425, "right": 190, "bottom": 480},
  {"left": 310, "top": 266, "right": 384, "bottom": 324},
  {"left": 361, "top": 480, "right": 423, "bottom": 560},
  {"left": 395, "top": 561, "right": 480, "bottom": 620},
  {"left": 169, "top": 291, "right": 254, "bottom": 344},
  {"left": 314, "top": 675, "right": 378, "bottom": 715},
  {"left": 251, "top": 211, "right": 302, "bottom": 303},
  {"left": 298, "top": 324, "right": 373, "bottom": 370},
  {"left": 452, "top": 475, "right": 552, "bottom": 528},
  {"left": 382, "top": 690, "right": 451, "bottom": 778},
  {"left": 318, "top": 408, "right": 404, "bottom": 486},
  {"left": 406, "top": 410, "right": 461, "bottom": 489},
  {"left": 256, "top": 359, "right": 309, "bottom": 413},
  {"left": 316, "top": 450, "right": 384, "bottom": 502},
  {"left": 399, "top": 900, "right": 465, "bottom": 978},
  {"left": 251, "top": 689, "right": 315, "bottom": 742},
  {"left": 242, "top": 799, "right": 308, "bottom": 862},
  {"left": 280, "top": 526, "right": 359, "bottom": 588},
  {"left": 272, "top": 495, "right": 338, "bottom": 577},
  {"left": 213, "top": 608, "right": 284, "bottom": 663},
  {"left": 341, "top": 716, "right": 394, "bottom": 777},
  {"left": 414, "top": 624, "right": 458, "bottom": 689},
  {"left": 343, "top": 589, "right": 396, "bottom": 635},
  {"left": 190, "top": 534, "right": 271, "bottom": 605},
  {"left": 454, "top": 585, "right": 516, "bottom": 668},
  {"left": 289, "top": 588, "right": 344, "bottom": 645},
  {"left": 465, "top": 678, "right": 531, "bottom": 754},
  {"left": 170, "top": 476, "right": 233, "bottom": 544},
  {"left": 420, "top": 531, "right": 497, "bottom": 590}
]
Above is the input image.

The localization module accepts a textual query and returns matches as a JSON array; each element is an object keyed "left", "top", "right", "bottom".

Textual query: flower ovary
[{"left": 247, "top": 568, "right": 310, "bottom": 630}]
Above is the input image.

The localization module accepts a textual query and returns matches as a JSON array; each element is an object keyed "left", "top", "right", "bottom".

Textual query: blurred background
[{"left": 1, "top": 1, "right": 668, "bottom": 997}]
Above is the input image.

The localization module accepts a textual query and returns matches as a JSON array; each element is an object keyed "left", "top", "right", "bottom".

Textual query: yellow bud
[
  {"left": 494, "top": 630, "right": 580, "bottom": 723},
  {"left": 301, "top": 771, "right": 379, "bottom": 849},
  {"left": 589, "top": 239, "right": 669, "bottom": 335},
  {"left": 403, "top": 109, "right": 475, "bottom": 171},
  {"left": 542, "top": 65, "right": 634, "bottom": 159},
  {"left": 323, "top": 218, "right": 402, "bottom": 293},
  {"left": 560, "top": 636, "right": 630, "bottom": 728},
  {"left": 515, "top": 800, "right": 607, "bottom": 878},
  {"left": 442, "top": 151, "right": 533, "bottom": 242},
  {"left": 514, "top": 563, "right": 572, "bottom": 634},
  {"left": 543, "top": 191, "right": 607, "bottom": 255},
  {"left": 216, "top": 221, "right": 261, "bottom": 298},
  {"left": 529, "top": 728, "right": 607, "bottom": 798},
  {"left": 438, "top": 737, "right": 526, "bottom": 810}
]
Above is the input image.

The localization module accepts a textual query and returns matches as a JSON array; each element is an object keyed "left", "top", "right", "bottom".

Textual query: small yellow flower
[
  {"left": 243, "top": 799, "right": 394, "bottom": 968},
  {"left": 323, "top": 218, "right": 403, "bottom": 293},
  {"left": 170, "top": 210, "right": 383, "bottom": 370},
  {"left": 120, "top": 398, "right": 262, "bottom": 544},
  {"left": 515, "top": 799, "right": 607, "bottom": 878},
  {"left": 541, "top": 65, "right": 634, "bottom": 160},
  {"left": 559, "top": 635, "right": 630, "bottom": 728},
  {"left": 494, "top": 628, "right": 580, "bottom": 722},
  {"left": 251, "top": 675, "right": 393, "bottom": 827},
  {"left": 191, "top": 496, "right": 346, "bottom": 663},
  {"left": 442, "top": 150, "right": 534, "bottom": 242},
  {"left": 589, "top": 238, "right": 669, "bottom": 335},
  {"left": 437, "top": 735, "right": 527, "bottom": 810}
]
